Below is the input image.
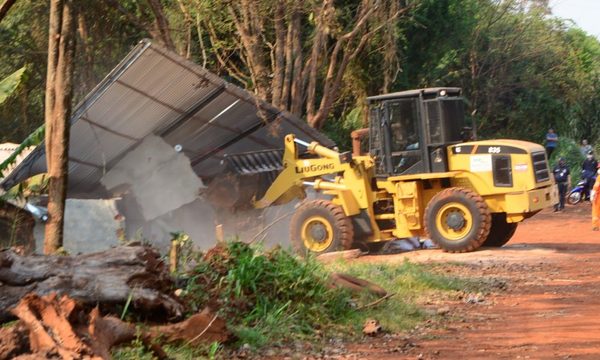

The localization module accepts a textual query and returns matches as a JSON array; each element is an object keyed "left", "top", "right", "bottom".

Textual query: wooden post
[
  {"left": 215, "top": 224, "right": 224, "bottom": 244},
  {"left": 169, "top": 239, "right": 178, "bottom": 273}
]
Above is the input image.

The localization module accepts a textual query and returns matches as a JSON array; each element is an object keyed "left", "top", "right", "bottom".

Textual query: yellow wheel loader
[{"left": 228, "top": 88, "right": 558, "bottom": 254}]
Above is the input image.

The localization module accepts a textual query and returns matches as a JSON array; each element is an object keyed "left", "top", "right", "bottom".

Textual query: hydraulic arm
[{"left": 254, "top": 134, "right": 374, "bottom": 217}]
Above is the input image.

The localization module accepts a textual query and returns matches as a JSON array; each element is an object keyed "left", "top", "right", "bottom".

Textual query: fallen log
[{"left": 0, "top": 245, "right": 183, "bottom": 323}]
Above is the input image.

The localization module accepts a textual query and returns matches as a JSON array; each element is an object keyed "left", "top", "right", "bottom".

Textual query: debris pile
[
  {"left": 178, "top": 242, "right": 353, "bottom": 332},
  {"left": 2, "top": 293, "right": 229, "bottom": 359},
  {"left": 0, "top": 241, "right": 389, "bottom": 358}
]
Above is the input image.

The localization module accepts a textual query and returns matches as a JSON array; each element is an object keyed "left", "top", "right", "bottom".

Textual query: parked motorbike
[{"left": 568, "top": 173, "right": 596, "bottom": 205}]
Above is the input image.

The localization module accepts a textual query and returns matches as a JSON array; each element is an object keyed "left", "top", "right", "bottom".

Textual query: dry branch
[
  {"left": 6, "top": 293, "right": 173, "bottom": 359},
  {"left": 148, "top": 307, "right": 230, "bottom": 345},
  {"left": 316, "top": 249, "right": 363, "bottom": 264},
  {"left": 0, "top": 0, "right": 17, "bottom": 24}
]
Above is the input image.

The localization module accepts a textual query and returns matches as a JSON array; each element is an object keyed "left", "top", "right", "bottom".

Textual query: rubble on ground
[
  {"left": 0, "top": 241, "right": 388, "bottom": 358},
  {"left": 363, "top": 319, "right": 383, "bottom": 336},
  {"left": 1, "top": 293, "right": 230, "bottom": 359}
]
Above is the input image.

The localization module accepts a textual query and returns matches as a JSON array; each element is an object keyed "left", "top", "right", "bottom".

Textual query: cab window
[{"left": 389, "top": 100, "right": 420, "bottom": 152}]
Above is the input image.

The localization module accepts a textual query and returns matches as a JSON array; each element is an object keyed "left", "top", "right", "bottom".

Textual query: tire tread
[
  {"left": 424, "top": 187, "right": 491, "bottom": 253},
  {"left": 290, "top": 200, "right": 354, "bottom": 255}
]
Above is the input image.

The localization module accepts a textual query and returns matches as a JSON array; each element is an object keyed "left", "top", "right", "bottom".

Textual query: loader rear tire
[
  {"left": 482, "top": 213, "right": 518, "bottom": 247},
  {"left": 424, "top": 187, "right": 491, "bottom": 253},
  {"left": 290, "top": 200, "right": 354, "bottom": 256}
]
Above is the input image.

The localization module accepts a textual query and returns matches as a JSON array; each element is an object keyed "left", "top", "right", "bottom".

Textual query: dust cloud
[{"left": 99, "top": 135, "right": 299, "bottom": 253}]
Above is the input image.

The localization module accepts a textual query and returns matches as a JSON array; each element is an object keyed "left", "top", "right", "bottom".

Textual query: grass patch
[
  {"left": 113, "top": 342, "right": 220, "bottom": 360},
  {"left": 113, "top": 328, "right": 222, "bottom": 360},
  {"left": 0, "top": 320, "right": 19, "bottom": 328},
  {"left": 113, "top": 243, "right": 490, "bottom": 358},
  {"left": 327, "top": 260, "right": 487, "bottom": 333},
  {"left": 180, "top": 242, "right": 352, "bottom": 349}
]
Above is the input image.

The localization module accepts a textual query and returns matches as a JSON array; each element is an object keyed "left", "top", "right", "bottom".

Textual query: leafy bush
[
  {"left": 182, "top": 242, "right": 352, "bottom": 347},
  {"left": 321, "top": 106, "right": 364, "bottom": 151},
  {"left": 114, "top": 243, "right": 492, "bottom": 358}
]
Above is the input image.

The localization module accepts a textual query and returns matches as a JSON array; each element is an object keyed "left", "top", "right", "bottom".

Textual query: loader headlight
[{"left": 440, "top": 90, "right": 447, "bottom": 96}]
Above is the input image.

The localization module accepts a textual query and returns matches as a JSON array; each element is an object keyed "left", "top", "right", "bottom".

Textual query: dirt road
[{"left": 348, "top": 204, "right": 600, "bottom": 359}]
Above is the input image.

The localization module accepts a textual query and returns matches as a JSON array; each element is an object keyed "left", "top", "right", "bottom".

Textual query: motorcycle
[{"left": 567, "top": 172, "right": 596, "bottom": 205}]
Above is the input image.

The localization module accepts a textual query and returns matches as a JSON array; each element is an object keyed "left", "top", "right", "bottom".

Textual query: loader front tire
[
  {"left": 482, "top": 213, "right": 518, "bottom": 247},
  {"left": 290, "top": 200, "right": 354, "bottom": 256},
  {"left": 425, "top": 188, "right": 491, "bottom": 253}
]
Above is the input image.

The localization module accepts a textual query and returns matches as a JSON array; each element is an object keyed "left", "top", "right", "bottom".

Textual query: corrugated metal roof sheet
[{"left": 1, "top": 39, "right": 333, "bottom": 197}]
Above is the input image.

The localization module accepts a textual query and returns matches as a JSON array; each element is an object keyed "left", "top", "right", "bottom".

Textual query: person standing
[
  {"left": 580, "top": 139, "right": 593, "bottom": 158},
  {"left": 553, "top": 157, "right": 570, "bottom": 212},
  {"left": 582, "top": 150, "right": 598, "bottom": 200},
  {"left": 545, "top": 128, "right": 558, "bottom": 158},
  {"left": 591, "top": 165, "right": 600, "bottom": 230}
]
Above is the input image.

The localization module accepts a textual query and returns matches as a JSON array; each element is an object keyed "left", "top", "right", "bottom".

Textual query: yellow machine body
[
  {"left": 252, "top": 88, "right": 558, "bottom": 254},
  {"left": 255, "top": 134, "right": 557, "bottom": 249}
]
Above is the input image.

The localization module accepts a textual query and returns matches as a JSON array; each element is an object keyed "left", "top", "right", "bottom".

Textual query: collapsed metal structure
[{"left": 0, "top": 39, "right": 332, "bottom": 197}]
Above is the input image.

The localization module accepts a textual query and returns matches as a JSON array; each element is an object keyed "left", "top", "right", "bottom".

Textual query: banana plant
[
  {"left": 0, "top": 66, "right": 45, "bottom": 184},
  {"left": 0, "top": 66, "right": 26, "bottom": 106}
]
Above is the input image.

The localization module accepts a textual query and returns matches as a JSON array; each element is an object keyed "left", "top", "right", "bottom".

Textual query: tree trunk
[
  {"left": 0, "top": 245, "right": 184, "bottom": 323},
  {"left": 228, "top": 0, "right": 270, "bottom": 100},
  {"left": 305, "top": 0, "right": 330, "bottom": 123},
  {"left": 289, "top": 10, "right": 304, "bottom": 116},
  {"left": 271, "top": 1, "right": 286, "bottom": 109},
  {"left": 44, "top": 0, "right": 77, "bottom": 254},
  {"left": 147, "top": 0, "right": 176, "bottom": 51}
]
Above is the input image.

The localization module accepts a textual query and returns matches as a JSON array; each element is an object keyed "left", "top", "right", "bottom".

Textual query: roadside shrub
[{"left": 182, "top": 242, "right": 352, "bottom": 347}]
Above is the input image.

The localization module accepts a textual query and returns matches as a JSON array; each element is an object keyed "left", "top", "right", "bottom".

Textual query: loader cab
[{"left": 366, "top": 87, "right": 473, "bottom": 176}]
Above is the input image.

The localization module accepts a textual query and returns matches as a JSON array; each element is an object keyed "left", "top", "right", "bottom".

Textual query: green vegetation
[
  {"left": 0, "top": 125, "right": 44, "bottom": 180},
  {"left": 549, "top": 137, "right": 585, "bottom": 182},
  {"left": 114, "top": 338, "right": 219, "bottom": 360},
  {"left": 113, "top": 242, "right": 486, "bottom": 358},
  {"left": 181, "top": 242, "right": 351, "bottom": 348},
  {"left": 328, "top": 260, "right": 484, "bottom": 333},
  {"left": 1, "top": 1, "right": 598, "bottom": 148},
  {"left": 0, "top": 67, "right": 25, "bottom": 106}
]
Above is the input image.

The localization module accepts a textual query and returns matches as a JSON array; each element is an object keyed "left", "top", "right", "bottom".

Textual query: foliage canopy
[{"left": 0, "top": 0, "right": 598, "bottom": 149}]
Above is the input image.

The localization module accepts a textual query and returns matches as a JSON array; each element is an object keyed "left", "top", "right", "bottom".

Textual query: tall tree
[
  {"left": 44, "top": 0, "right": 77, "bottom": 254},
  {"left": 135, "top": 0, "right": 406, "bottom": 129}
]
